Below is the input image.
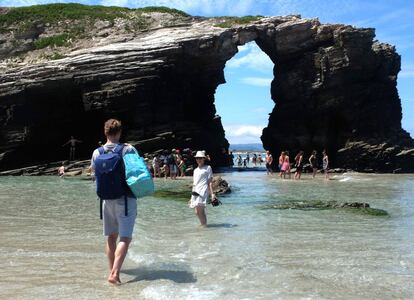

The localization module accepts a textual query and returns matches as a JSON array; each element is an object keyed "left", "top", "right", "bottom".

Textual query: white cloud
[
  {"left": 240, "top": 77, "right": 272, "bottom": 87},
  {"left": 224, "top": 124, "right": 264, "bottom": 144},
  {"left": 227, "top": 43, "right": 273, "bottom": 72}
]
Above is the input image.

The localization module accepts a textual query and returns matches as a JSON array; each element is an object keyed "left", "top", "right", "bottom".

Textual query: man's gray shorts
[{"left": 102, "top": 197, "right": 137, "bottom": 238}]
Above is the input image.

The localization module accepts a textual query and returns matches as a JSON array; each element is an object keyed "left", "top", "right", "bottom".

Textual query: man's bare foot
[{"left": 108, "top": 274, "right": 121, "bottom": 285}]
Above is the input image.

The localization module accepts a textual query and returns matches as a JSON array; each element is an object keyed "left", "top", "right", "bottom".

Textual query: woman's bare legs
[{"left": 195, "top": 206, "right": 207, "bottom": 227}]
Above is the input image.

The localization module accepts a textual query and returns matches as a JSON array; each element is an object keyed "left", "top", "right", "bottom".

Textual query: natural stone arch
[{"left": 0, "top": 15, "right": 413, "bottom": 172}]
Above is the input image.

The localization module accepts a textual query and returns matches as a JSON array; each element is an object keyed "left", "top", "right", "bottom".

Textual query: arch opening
[{"left": 215, "top": 40, "right": 274, "bottom": 155}]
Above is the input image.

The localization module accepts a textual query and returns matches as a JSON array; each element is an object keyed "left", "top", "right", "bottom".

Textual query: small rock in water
[{"left": 212, "top": 176, "right": 231, "bottom": 194}]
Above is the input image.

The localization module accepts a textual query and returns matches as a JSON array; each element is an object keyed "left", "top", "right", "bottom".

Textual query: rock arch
[{"left": 0, "top": 15, "right": 413, "bottom": 172}]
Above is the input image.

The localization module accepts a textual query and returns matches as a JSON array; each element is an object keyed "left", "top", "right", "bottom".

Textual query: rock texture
[{"left": 1, "top": 6, "right": 413, "bottom": 172}]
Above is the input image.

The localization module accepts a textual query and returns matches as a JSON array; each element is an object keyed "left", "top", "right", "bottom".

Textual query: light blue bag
[{"left": 123, "top": 147, "right": 154, "bottom": 198}]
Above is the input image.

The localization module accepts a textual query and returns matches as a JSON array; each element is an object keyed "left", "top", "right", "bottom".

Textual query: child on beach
[{"left": 188, "top": 151, "right": 215, "bottom": 227}]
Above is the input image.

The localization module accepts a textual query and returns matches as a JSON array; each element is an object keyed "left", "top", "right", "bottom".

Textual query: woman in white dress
[{"left": 189, "top": 151, "right": 215, "bottom": 227}]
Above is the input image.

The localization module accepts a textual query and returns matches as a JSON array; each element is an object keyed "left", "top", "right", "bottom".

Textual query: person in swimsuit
[
  {"left": 309, "top": 150, "right": 318, "bottom": 178},
  {"left": 322, "top": 149, "right": 329, "bottom": 180},
  {"left": 62, "top": 136, "right": 82, "bottom": 161},
  {"left": 294, "top": 151, "right": 304, "bottom": 180}
]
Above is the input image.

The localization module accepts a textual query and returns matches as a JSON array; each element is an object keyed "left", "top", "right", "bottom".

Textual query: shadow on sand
[{"left": 122, "top": 263, "right": 197, "bottom": 284}]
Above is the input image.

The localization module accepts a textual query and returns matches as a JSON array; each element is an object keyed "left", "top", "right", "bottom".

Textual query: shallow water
[{"left": 1, "top": 172, "right": 414, "bottom": 299}]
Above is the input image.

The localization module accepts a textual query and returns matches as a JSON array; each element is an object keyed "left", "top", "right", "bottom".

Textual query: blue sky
[{"left": 3, "top": 0, "right": 414, "bottom": 144}]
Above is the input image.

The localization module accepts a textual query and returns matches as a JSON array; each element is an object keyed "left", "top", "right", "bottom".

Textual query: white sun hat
[{"left": 194, "top": 150, "right": 206, "bottom": 158}]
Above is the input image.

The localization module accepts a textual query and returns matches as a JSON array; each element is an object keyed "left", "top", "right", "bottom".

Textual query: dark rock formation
[{"left": 0, "top": 6, "right": 413, "bottom": 172}]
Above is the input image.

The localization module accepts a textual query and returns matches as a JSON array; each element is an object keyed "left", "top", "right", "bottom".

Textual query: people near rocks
[
  {"left": 161, "top": 163, "right": 169, "bottom": 179},
  {"left": 188, "top": 150, "right": 215, "bottom": 227},
  {"left": 152, "top": 155, "right": 160, "bottom": 177},
  {"left": 322, "top": 149, "right": 329, "bottom": 180},
  {"left": 175, "top": 149, "right": 185, "bottom": 177},
  {"left": 294, "top": 151, "right": 304, "bottom": 180},
  {"left": 252, "top": 153, "right": 257, "bottom": 166},
  {"left": 166, "top": 149, "right": 178, "bottom": 180},
  {"left": 243, "top": 158, "right": 247, "bottom": 168},
  {"left": 237, "top": 154, "right": 242, "bottom": 167},
  {"left": 280, "top": 151, "right": 291, "bottom": 179},
  {"left": 257, "top": 154, "right": 263, "bottom": 166},
  {"left": 228, "top": 151, "right": 234, "bottom": 167},
  {"left": 62, "top": 136, "right": 82, "bottom": 161},
  {"left": 176, "top": 150, "right": 186, "bottom": 177},
  {"left": 57, "top": 162, "right": 65, "bottom": 177},
  {"left": 90, "top": 118, "right": 138, "bottom": 285},
  {"left": 309, "top": 150, "right": 318, "bottom": 178},
  {"left": 246, "top": 153, "right": 250, "bottom": 165},
  {"left": 265, "top": 150, "right": 273, "bottom": 175},
  {"left": 278, "top": 151, "right": 285, "bottom": 172}
]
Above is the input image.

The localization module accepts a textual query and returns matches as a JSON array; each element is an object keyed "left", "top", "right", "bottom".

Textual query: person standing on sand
[
  {"left": 265, "top": 150, "right": 273, "bottom": 175},
  {"left": 90, "top": 119, "right": 138, "bottom": 285},
  {"left": 188, "top": 151, "right": 215, "bottom": 227},
  {"left": 309, "top": 150, "right": 318, "bottom": 178},
  {"left": 323, "top": 149, "right": 329, "bottom": 180}
]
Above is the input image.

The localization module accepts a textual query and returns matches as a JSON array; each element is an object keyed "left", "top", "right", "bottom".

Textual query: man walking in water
[
  {"left": 90, "top": 119, "right": 138, "bottom": 285},
  {"left": 62, "top": 136, "right": 82, "bottom": 161}
]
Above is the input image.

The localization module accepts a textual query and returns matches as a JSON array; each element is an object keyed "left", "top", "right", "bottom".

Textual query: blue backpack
[
  {"left": 94, "top": 144, "right": 129, "bottom": 218},
  {"left": 123, "top": 147, "right": 154, "bottom": 198}
]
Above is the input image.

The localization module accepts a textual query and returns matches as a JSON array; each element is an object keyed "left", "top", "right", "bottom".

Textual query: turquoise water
[{"left": 1, "top": 172, "right": 414, "bottom": 299}]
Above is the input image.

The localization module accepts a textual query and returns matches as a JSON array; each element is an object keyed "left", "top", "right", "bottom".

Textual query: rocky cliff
[{"left": 1, "top": 4, "right": 413, "bottom": 172}]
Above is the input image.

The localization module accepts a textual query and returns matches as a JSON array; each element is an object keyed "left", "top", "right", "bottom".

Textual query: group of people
[
  {"left": 234, "top": 152, "right": 263, "bottom": 167},
  {"left": 265, "top": 149, "right": 330, "bottom": 180},
  {"left": 150, "top": 149, "right": 188, "bottom": 179}
]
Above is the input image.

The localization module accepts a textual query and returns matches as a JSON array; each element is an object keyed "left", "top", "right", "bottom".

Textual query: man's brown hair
[{"left": 104, "top": 119, "right": 122, "bottom": 136}]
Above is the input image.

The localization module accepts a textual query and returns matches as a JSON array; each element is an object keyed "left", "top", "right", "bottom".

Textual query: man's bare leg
[
  {"left": 108, "top": 237, "right": 131, "bottom": 284},
  {"left": 106, "top": 233, "right": 118, "bottom": 271}
]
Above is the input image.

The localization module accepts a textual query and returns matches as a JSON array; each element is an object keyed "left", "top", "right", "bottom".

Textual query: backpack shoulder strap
[
  {"left": 98, "top": 147, "right": 105, "bottom": 155},
  {"left": 114, "top": 143, "right": 125, "bottom": 155}
]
